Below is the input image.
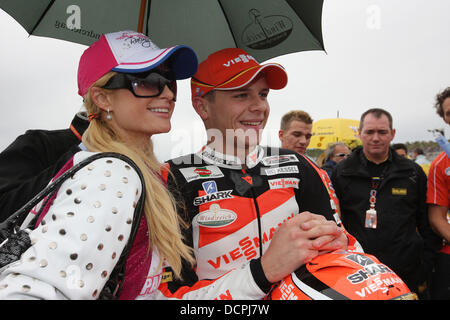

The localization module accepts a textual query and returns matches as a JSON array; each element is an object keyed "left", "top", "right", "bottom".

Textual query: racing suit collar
[{"left": 198, "top": 145, "right": 265, "bottom": 169}]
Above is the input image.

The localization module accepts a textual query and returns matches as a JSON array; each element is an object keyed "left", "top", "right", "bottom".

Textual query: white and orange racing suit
[{"left": 153, "top": 145, "right": 358, "bottom": 300}]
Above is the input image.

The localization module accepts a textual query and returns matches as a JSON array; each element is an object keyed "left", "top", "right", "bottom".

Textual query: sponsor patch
[
  {"left": 268, "top": 177, "right": 300, "bottom": 189},
  {"left": 202, "top": 181, "right": 218, "bottom": 194},
  {"left": 392, "top": 188, "right": 407, "bottom": 195},
  {"left": 179, "top": 166, "right": 224, "bottom": 182},
  {"left": 261, "top": 154, "right": 299, "bottom": 166},
  {"left": 241, "top": 175, "right": 253, "bottom": 185},
  {"left": 196, "top": 204, "right": 237, "bottom": 228},
  {"left": 346, "top": 253, "right": 376, "bottom": 267},
  {"left": 193, "top": 190, "right": 234, "bottom": 206},
  {"left": 445, "top": 167, "right": 450, "bottom": 176},
  {"left": 347, "top": 263, "right": 393, "bottom": 284},
  {"left": 160, "top": 271, "right": 173, "bottom": 284},
  {"left": 264, "top": 165, "right": 299, "bottom": 176},
  {"left": 200, "top": 149, "right": 240, "bottom": 167}
]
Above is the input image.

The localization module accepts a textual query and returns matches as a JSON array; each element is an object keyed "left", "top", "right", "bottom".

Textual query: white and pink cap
[{"left": 77, "top": 30, "right": 198, "bottom": 97}]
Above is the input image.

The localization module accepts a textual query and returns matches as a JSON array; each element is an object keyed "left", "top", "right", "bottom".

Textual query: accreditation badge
[{"left": 365, "top": 208, "right": 377, "bottom": 229}]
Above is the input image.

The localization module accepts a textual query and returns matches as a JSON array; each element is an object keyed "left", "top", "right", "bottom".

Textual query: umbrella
[
  {"left": 309, "top": 118, "right": 362, "bottom": 150},
  {"left": 0, "top": 0, "right": 325, "bottom": 62}
]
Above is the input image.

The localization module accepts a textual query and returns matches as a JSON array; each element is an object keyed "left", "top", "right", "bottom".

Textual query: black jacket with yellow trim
[{"left": 330, "top": 147, "right": 440, "bottom": 291}]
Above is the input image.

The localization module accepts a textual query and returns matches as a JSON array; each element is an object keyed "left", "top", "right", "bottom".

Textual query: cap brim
[
  {"left": 112, "top": 45, "right": 198, "bottom": 80},
  {"left": 215, "top": 63, "right": 288, "bottom": 91}
]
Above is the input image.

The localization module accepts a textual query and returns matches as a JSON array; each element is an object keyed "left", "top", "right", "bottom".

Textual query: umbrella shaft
[{"left": 138, "top": 0, "right": 148, "bottom": 33}]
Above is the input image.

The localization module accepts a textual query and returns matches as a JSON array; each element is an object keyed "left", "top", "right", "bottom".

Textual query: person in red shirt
[{"left": 427, "top": 86, "right": 450, "bottom": 299}]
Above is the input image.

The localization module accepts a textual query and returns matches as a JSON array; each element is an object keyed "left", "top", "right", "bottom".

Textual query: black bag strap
[{"left": 0, "top": 152, "right": 146, "bottom": 299}]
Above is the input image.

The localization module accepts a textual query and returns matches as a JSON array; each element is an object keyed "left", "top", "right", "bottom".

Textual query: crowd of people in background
[
  {"left": 0, "top": 29, "right": 448, "bottom": 300},
  {"left": 278, "top": 88, "right": 450, "bottom": 299}
]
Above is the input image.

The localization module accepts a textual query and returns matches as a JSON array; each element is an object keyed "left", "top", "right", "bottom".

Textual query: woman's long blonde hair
[{"left": 82, "top": 71, "right": 193, "bottom": 278}]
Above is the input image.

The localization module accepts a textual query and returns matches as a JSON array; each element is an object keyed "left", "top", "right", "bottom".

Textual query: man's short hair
[
  {"left": 434, "top": 87, "right": 450, "bottom": 119},
  {"left": 203, "top": 90, "right": 216, "bottom": 102},
  {"left": 392, "top": 143, "right": 408, "bottom": 153},
  {"left": 360, "top": 108, "right": 393, "bottom": 130},
  {"left": 280, "top": 110, "right": 313, "bottom": 131}
]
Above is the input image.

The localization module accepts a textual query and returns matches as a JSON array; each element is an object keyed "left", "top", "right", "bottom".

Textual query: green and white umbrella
[{"left": 0, "top": 0, "right": 325, "bottom": 62}]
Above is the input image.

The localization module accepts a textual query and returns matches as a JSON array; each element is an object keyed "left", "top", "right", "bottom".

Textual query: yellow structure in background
[
  {"left": 419, "top": 163, "right": 430, "bottom": 176},
  {"left": 309, "top": 118, "right": 362, "bottom": 150}
]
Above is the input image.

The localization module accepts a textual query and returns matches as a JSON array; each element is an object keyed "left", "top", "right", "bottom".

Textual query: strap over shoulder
[{"left": 0, "top": 152, "right": 146, "bottom": 299}]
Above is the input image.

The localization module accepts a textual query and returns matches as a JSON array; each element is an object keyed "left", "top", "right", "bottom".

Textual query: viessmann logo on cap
[{"left": 222, "top": 54, "right": 256, "bottom": 67}]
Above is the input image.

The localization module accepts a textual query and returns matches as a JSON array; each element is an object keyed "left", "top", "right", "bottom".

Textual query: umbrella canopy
[
  {"left": 0, "top": 0, "right": 325, "bottom": 62},
  {"left": 309, "top": 118, "right": 362, "bottom": 150}
]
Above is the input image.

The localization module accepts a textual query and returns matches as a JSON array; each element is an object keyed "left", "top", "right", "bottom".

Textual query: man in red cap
[{"left": 155, "top": 48, "right": 354, "bottom": 300}]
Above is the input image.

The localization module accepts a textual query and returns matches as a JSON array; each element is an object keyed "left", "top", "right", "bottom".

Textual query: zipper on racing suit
[{"left": 243, "top": 169, "right": 264, "bottom": 258}]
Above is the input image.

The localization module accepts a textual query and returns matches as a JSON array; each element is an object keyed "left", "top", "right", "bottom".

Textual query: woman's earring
[{"left": 106, "top": 108, "right": 112, "bottom": 120}]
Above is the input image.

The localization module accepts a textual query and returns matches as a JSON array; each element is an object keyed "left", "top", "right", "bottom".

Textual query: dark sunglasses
[
  {"left": 102, "top": 71, "right": 177, "bottom": 100},
  {"left": 334, "top": 153, "right": 350, "bottom": 158}
]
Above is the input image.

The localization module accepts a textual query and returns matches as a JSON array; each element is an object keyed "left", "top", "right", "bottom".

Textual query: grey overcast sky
[{"left": 0, "top": 0, "right": 449, "bottom": 162}]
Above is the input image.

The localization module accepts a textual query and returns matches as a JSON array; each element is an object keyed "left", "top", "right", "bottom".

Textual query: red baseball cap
[
  {"left": 78, "top": 30, "right": 198, "bottom": 97},
  {"left": 191, "top": 48, "right": 288, "bottom": 99}
]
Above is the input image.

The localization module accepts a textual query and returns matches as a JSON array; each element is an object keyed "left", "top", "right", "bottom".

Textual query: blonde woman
[{"left": 0, "top": 31, "right": 197, "bottom": 299}]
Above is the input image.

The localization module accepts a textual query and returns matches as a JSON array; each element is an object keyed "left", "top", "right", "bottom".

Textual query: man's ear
[
  {"left": 192, "top": 96, "right": 209, "bottom": 121},
  {"left": 391, "top": 128, "right": 396, "bottom": 140},
  {"left": 278, "top": 130, "right": 284, "bottom": 142},
  {"left": 89, "top": 87, "right": 113, "bottom": 112}
]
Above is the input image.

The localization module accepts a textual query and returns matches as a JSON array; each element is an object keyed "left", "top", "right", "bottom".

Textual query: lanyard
[
  {"left": 368, "top": 159, "right": 390, "bottom": 208},
  {"left": 365, "top": 178, "right": 381, "bottom": 229},
  {"left": 369, "top": 177, "right": 381, "bottom": 209},
  {"left": 365, "top": 161, "right": 389, "bottom": 229}
]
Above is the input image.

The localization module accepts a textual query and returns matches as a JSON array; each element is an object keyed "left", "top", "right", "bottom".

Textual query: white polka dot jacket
[{"left": 0, "top": 151, "right": 162, "bottom": 299}]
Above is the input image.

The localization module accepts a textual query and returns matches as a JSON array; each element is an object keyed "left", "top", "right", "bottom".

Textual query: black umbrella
[{"left": 0, "top": 0, "right": 325, "bottom": 61}]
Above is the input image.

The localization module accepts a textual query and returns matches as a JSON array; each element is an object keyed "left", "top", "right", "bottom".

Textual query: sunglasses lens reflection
[{"left": 335, "top": 153, "right": 350, "bottom": 158}]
